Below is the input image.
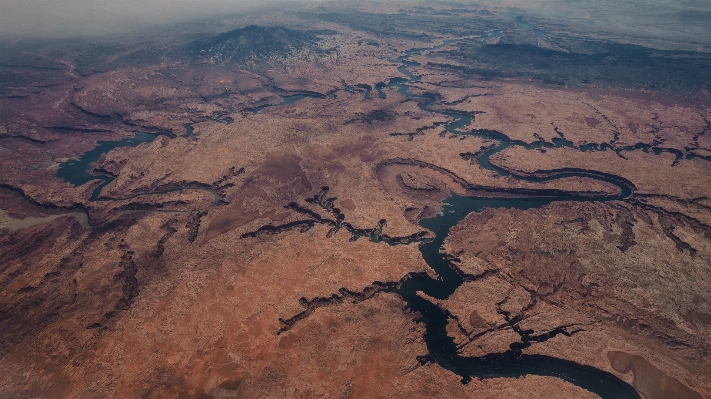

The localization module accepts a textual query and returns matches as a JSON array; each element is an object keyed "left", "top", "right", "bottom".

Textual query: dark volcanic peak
[{"left": 179, "top": 25, "right": 328, "bottom": 64}]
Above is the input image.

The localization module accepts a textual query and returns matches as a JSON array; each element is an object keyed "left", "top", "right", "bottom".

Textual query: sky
[
  {"left": 0, "top": 0, "right": 309, "bottom": 38},
  {"left": 1, "top": 0, "right": 710, "bottom": 47}
]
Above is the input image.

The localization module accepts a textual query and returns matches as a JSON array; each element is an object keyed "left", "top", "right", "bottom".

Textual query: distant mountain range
[{"left": 177, "top": 25, "right": 333, "bottom": 64}]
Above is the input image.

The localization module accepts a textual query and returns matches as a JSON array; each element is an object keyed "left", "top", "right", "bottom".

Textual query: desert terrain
[{"left": 1, "top": 2, "right": 710, "bottom": 398}]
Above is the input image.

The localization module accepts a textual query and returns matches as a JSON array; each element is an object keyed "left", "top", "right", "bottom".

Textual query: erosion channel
[
  {"left": 57, "top": 131, "right": 220, "bottom": 204},
  {"left": 346, "top": 40, "right": 642, "bottom": 398},
  {"left": 391, "top": 191, "right": 639, "bottom": 399},
  {"left": 51, "top": 38, "right": 646, "bottom": 397}
]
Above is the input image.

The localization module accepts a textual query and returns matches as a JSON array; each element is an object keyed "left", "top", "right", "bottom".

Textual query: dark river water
[
  {"left": 57, "top": 131, "right": 219, "bottom": 203},
  {"left": 54, "top": 38, "right": 649, "bottom": 397},
  {"left": 377, "top": 191, "right": 638, "bottom": 398},
  {"left": 373, "top": 41, "right": 641, "bottom": 398},
  {"left": 394, "top": 191, "right": 640, "bottom": 398},
  {"left": 56, "top": 132, "right": 167, "bottom": 201}
]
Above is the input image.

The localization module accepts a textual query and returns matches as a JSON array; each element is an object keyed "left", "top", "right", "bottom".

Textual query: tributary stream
[
  {"left": 381, "top": 40, "right": 641, "bottom": 399},
  {"left": 54, "top": 38, "right": 651, "bottom": 398}
]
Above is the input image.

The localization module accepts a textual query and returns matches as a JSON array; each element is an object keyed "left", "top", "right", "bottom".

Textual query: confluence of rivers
[
  {"left": 378, "top": 41, "right": 640, "bottom": 399},
  {"left": 53, "top": 39, "right": 650, "bottom": 398}
]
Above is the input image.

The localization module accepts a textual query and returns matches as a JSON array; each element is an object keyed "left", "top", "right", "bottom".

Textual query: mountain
[{"left": 178, "top": 25, "right": 329, "bottom": 64}]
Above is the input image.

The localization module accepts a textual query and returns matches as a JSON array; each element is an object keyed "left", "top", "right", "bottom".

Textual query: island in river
[{"left": 0, "top": 1, "right": 710, "bottom": 398}]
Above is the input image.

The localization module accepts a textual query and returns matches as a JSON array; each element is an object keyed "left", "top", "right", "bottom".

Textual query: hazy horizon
[
  {"left": 0, "top": 0, "right": 327, "bottom": 39},
  {"left": 0, "top": 0, "right": 710, "bottom": 50}
]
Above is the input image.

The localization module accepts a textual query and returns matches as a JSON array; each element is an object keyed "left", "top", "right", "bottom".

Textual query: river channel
[
  {"left": 54, "top": 37, "right": 650, "bottom": 397},
  {"left": 371, "top": 41, "right": 641, "bottom": 399},
  {"left": 57, "top": 131, "right": 220, "bottom": 203}
]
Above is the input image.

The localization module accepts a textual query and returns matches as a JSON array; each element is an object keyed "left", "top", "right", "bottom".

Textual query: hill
[{"left": 178, "top": 25, "right": 328, "bottom": 64}]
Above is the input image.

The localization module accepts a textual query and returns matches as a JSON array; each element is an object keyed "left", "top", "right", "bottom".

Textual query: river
[
  {"left": 52, "top": 37, "right": 659, "bottom": 397},
  {"left": 371, "top": 40, "right": 641, "bottom": 398}
]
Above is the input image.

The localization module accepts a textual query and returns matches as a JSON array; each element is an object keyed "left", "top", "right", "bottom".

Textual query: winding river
[
  {"left": 57, "top": 131, "right": 219, "bottom": 204},
  {"left": 367, "top": 42, "right": 641, "bottom": 399},
  {"left": 54, "top": 38, "right": 661, "bottom": 397},
  {"left": 395, "top": 192, "right": 640, "bottom": 398}
]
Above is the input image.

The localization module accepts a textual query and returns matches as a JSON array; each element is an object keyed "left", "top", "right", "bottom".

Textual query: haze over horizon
[
  {"left": 1, "top": 0, "right": 710, "bottom": 51},
  {"left": 0, "top": 0, "right": 326, "bottom": 39}
]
